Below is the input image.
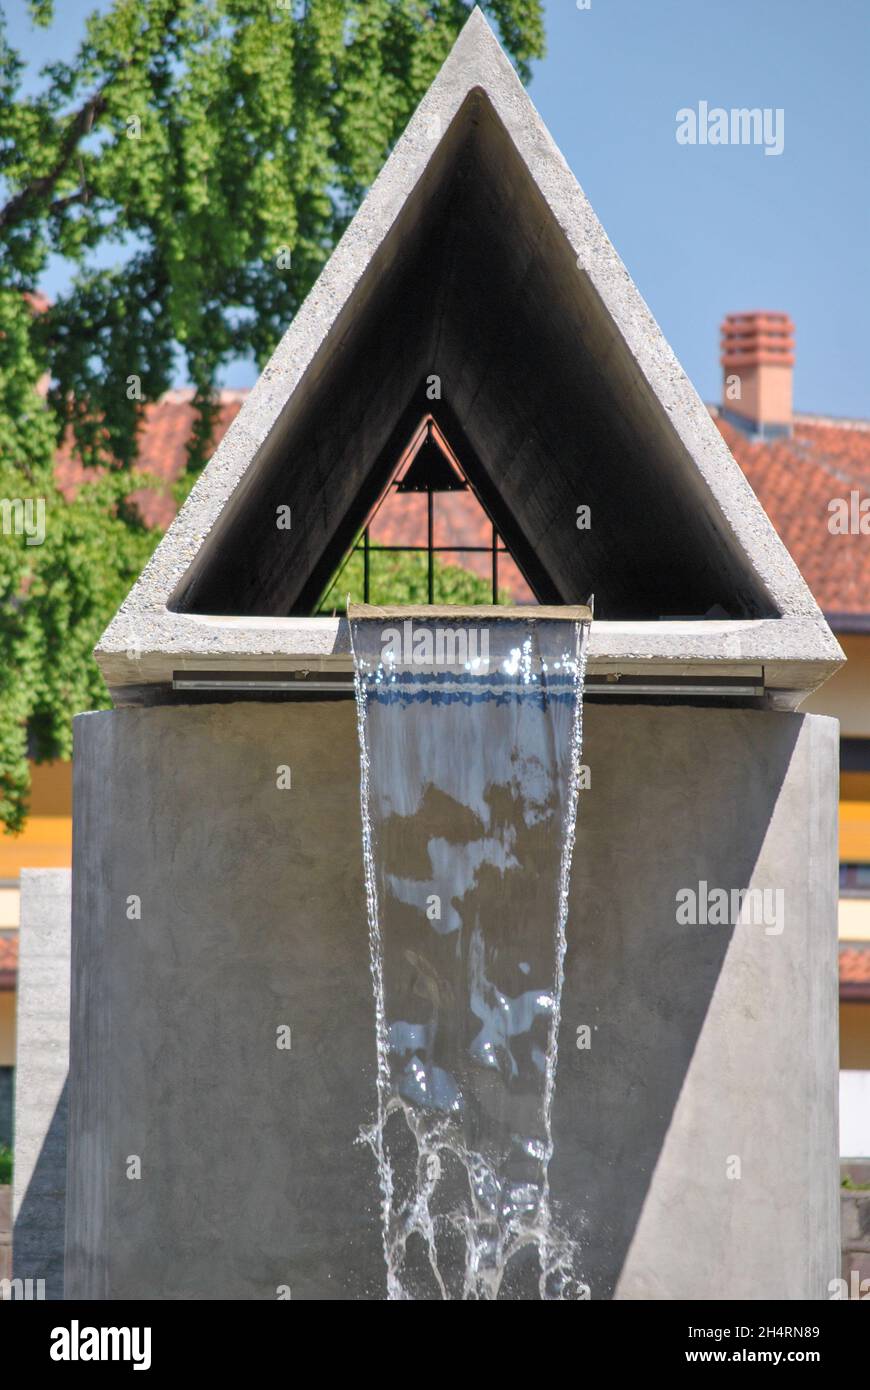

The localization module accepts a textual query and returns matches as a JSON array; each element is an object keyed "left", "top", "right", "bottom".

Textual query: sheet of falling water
[{"left": 351, "top": 616, "right": 589, "bottom": 1300}]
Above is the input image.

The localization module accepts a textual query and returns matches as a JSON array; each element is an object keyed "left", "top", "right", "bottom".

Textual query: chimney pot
[{"left": 720, "top": 311, "right": 794, "bottom": 438}]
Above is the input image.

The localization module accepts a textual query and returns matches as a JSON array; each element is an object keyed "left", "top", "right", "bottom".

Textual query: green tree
[{"left": 0, "top": 0, "right": 544, "bottom": 832}]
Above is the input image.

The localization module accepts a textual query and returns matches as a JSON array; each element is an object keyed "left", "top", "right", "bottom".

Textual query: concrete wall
[
  {"left": 13, "top": 869, "right": 71, "bottom": 1299},
  {"left": 66, "top": 701, "right": 840, "bottom": 1300}
]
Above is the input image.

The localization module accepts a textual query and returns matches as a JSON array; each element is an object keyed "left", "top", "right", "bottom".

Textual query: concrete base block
[{"left": 66, "top": 702, "right": 839, "bottom": 1300}]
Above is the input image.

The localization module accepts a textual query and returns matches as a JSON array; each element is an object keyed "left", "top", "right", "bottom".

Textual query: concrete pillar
[{"left": 12, "top": 869, "right": 71, "bottom": 1300}]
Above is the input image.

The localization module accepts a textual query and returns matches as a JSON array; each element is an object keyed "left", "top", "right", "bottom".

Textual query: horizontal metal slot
[
  {"left": 173, "top": 670, "right": 763, "bottom": 698},
  {"left": 585, "top": 675, "right": 763, "bottom": 698},
  {"left": 173, "top": 671, "right": 353, "bottom": 693},
  {"left": 585, "top": 683, "right": 761, "bottom": 698}
]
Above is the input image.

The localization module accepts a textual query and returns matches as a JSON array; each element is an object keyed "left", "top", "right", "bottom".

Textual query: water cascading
[{"left": 351, "top": 610, "right": 591, "bottom": 1300}]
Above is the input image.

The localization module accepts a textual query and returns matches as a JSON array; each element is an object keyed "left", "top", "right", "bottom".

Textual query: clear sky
[{"left": 5, "top": 0, "right": 868, "bottom": 416}]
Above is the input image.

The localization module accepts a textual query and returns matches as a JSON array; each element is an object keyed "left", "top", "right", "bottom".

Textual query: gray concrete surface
[
  {"left": 94, "top": 8, "right": 841, "bottom": 700},
  {"left": 13, "top": 869, "right": 71, "bottom": 1299},
  {"left": 66, "top": 701, "right": 839, "bottom": 1300}
]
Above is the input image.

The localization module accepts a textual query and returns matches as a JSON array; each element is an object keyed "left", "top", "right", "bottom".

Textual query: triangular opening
[{"left": 315, "top": 415, "right": 537, "bottom": 612}]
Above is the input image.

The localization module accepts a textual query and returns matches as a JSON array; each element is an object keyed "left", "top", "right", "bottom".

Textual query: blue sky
[{"left": 5, "top": 0, "right": 868, "bottom": 415}]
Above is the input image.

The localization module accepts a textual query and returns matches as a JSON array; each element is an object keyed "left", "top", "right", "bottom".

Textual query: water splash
[{"left": 352, "top": 616, "right": 590, "bottom": 1300}]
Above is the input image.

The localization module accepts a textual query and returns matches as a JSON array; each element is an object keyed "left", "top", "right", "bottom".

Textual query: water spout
[{"left": 351, "top": 611, "right": 590, "bottom": 1300}]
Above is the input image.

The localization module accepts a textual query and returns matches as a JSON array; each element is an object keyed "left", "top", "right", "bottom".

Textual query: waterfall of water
[{"left": 351, "top": 614, "right": 590, "bottom": 1300}]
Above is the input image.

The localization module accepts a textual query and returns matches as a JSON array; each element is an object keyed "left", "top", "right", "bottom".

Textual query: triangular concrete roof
[{"left": 97, "top": 7, "right": 842, "bottom": 703}]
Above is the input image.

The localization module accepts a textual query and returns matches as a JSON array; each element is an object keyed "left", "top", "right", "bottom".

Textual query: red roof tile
[
  {"left": 718, "top": 413, "right": 870, "bottom": 620},
  {"left": 0, "top": 933, "right": 17, "bottom": 991},
  {"left": 840, "top": 945, "right": 870, "bottom": 1001},
  {"left": 55, "top": 390, "right": 246, "bottom": 529}
]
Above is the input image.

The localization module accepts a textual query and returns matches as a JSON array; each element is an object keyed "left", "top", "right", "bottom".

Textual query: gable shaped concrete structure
[{"left": 96, "top": 7, "right": 842, "bottom": 705}]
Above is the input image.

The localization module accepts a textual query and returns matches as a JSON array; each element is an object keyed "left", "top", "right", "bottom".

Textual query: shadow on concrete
[
  {"left": 552, "top": 707, "right": 804, "bottom": 1299},
  {"left": 13, "top": 1076, "right": 67, "bottom": 1299}
]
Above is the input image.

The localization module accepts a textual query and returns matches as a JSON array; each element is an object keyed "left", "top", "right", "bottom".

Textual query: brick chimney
[{"left": 720, "top": 311, "right": 794, "bottom": 439}]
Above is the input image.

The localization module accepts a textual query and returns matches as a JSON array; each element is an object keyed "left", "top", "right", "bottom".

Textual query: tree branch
[
  {"left": 47, "top": 187, "right": 90, "bottom": 218},
  {"left": 0, "top": 85, "right": 107, "bottom": 232},
  {"left": 1, "top": 0, "right": 189, "bottom": 236}
]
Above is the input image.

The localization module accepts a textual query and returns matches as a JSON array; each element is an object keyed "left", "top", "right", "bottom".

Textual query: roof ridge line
[{"left": 794, "top": 411, "right": 870, "bottom": 432}]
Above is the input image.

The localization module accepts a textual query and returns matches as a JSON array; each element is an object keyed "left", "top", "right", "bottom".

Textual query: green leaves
[
  {"left": 27, "top": 2, "right": 55, "bottom": 28},
  {"left": 0, "top": 0, "right": 544, "bottom": 832}
]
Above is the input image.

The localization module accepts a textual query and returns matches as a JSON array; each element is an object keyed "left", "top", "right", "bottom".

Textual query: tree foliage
[{"left": 0, "top": 0, "right": 544, "bottom": 831}]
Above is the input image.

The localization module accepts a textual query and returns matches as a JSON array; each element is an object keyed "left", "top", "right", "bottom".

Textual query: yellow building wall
[
  {"left": 0, "top": 761, "right": 73, "bottom": 1072},
  {"left": 839, "top": 898, "right": 870, "bottom": 940},
  {"left": 840, "top": 790, "right": 870, "bottom": 865},
  {"left": 0, "top": 760, "right": 73, "bottom": 879},
  {"left": 0, "top": 992, "right": 15, "bottom": 1068},
  {"left": 0, "top": 888, "right": 19, "bottom": 928},
  {"left": 840, "top": 1002, "right": 870, "bottom": 1070},
  {"left": 802, "top": 635, "right": 870, "bottom": 873}
]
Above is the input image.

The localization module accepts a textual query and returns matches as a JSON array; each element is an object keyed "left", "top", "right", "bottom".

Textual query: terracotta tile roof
[
  {"left": 50, "top": 390, "right": 870, "bottom": 616},
  {"left": 24, "top": 291, "right": 52, "bottom": 316},
  {"left": 55, "top": 390, "right": 246, "bottom": 529},
  {"left": 0, "top": 933, "right": 17, "bottom": 991},
  {"left": 717, "top": 412, "right": 870, "bottom": 621},
  {"left": 840, "top": 944, "right": 870, "bottom": 1001}
]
